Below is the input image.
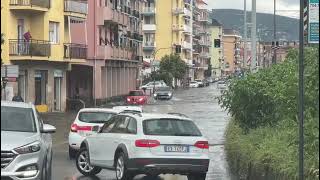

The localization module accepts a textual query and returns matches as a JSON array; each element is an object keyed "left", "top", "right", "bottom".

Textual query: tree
[
  {"left": 204, "top": 60, "right": 212, "bottom": 78},
  {"left": 159, "top": 54, "right": 188, "bottom": 83}
]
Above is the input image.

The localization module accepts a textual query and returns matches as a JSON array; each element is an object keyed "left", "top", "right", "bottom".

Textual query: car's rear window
[
  {"left": 143, "top": 119, "right": 202, "bottom": 136},
  {"left": 78, "top": 112, "right": 115, "bottom": 123},
  {"left": 157, "top": 87, "right": 170, "bottom": 91},
  {"left": 129, "top": 91, "right": 144, "bottom": 96},
  {"left": 1, "top": 106, "right": 36, "bottom": 132}
]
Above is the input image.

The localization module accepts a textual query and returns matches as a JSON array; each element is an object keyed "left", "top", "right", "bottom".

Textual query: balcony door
[{"left": 17, "top": 19, "right": 24, "bottom": 54}]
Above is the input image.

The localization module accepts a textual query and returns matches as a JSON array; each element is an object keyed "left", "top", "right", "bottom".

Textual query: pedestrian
[
  {"left": 23, "top": 30, "right": 32, "bottom": 54},
  {"left": 12, "top": 94, "right": 24, "bottom": 102}
]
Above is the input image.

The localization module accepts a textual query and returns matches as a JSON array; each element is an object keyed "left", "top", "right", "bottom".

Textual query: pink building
[{"left": 68, "top": 0, "right": 144, "bottom": 105}]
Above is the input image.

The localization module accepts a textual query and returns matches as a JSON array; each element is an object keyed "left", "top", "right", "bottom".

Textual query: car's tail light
[
  {"left": 194, "top": 141, "right": 209, "bottom": 149},
  {"left": 138, "top": 98, "right": 144, "bottom": 102},
  {"left": 135, "top": 139, "right": 160, "bottom": 148},
  {"left": 127, "top": 98, "right": 131, "bottom": 102},
  {"left": 70, "top": 124, "right": 92, "bottom": 133}
]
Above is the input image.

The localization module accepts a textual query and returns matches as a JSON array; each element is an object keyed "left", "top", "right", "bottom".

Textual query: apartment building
[
  {"left": 142, "top": 0, "right": 193, "bottom": 79},
  {"left": 209, "top": 18, "right": 223, "bottom": 79},
  {"left": 222, "top": 29, "right": 241, "bottom": 76},
  {"left": 1, "top": 0, "right": 88, "bottom": 112},
  {"left": 68, "top": 0, "right": 144, "bottom": 105},
  {"left": 193, "top": 0, "right": 211, "bottom": 80}
]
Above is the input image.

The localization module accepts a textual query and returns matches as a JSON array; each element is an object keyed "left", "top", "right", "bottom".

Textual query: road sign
[
  {"left": 1, "top": 65, "right": 19, "bottom": 78},
  {"left": 308, "top": 0, "right": 319, "bottom": 43}
]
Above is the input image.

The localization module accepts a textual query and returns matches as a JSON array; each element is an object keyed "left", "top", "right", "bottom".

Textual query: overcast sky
[{"left": 207, "top": 0, "right": 300, "bottom": 18}]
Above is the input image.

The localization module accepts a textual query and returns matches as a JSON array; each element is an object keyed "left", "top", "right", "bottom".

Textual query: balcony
[
  {"left": 9, "top": 39, "right": 51, "bottom": 59},
  {"left": 172, "top": 8, "right": 184, "bottom": 15},
  {"left": 183, "top": 25, "right": 192, "bottom": 33},
  {"left": 143, "top": 41, "right": 156, "bottom": 51},
  {"left": 172, "top": 24, "right": 184, "bottom": 31},
  {"left": 183, "top": 8, "right": 192, "bottom": 17},
  {"left": 64, "top": 43, "right": 87, "bottom": 60},
  {"left": 9, "top": 0, "right": 50, "bottom": 12},
  {"left": 142, "top": 7, "right": 156, "bottom": 15},
  {"left": 64, "top": 0, "right": 88, "bottom": 18},
  {"left": 199, "top": 40, "right": 211, "bottom": 47},
  {"left": 143, "top": 24, "right": 156, "bottom": 31},
  {"left": 200, "top": 52, "right": 210, "bottom": 58},
  {"left": 182, "top": 41, "right": 192, "bottom": 50},
  {"left": 199, "top": 17, "right": 211, "bottom": 24}
]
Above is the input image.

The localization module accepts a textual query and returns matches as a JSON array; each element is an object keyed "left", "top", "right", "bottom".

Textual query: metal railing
[
  {"left": 9, "top": 39, "right": 51, "bottom": 57},
  {"left": 9, "top": 0, "right": 50, "bottom": 8},
  {"left": 142, "top": 7, "right": 156, "bottom": 14},
  {"left": 64, "top": 43, "right": 87, "bottom": 59},
  {"left": 64, "top": 0, "right": 88, "bottom": 14}
]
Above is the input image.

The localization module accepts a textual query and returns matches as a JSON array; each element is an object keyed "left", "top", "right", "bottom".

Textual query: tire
[
  {"left": 187, "top": 173, "right": 207, "bottom": 180},
  {"left": 69, "top": 146, "right": 77, "bottom": 159},
  {"left": 41, "top": 157, "right": 47, "bottom": 180},
  {"left": 115, "top": 152, "right": 134, "bottom": 180},
  {"left": 76, "top": 148, "right": 102, "bottom": 176}
]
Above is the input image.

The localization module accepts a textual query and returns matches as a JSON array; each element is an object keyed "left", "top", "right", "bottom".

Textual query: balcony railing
[
  {"left": 64, "top": 0, "right": 88, "bottom": 14},
  {"left": 10, "top": 0, "right": 50, "bottom": 9},
  {"left": 9, "top": 39, "right": 51, "bottom": 57},
  {"left": 142, "top": 7, "right": 156, "bottom": 14},
  {"left": 143, "top": 41, "right": 156, "bottom": 47},
  {"left": 64, "top": 43, "right": 87, "bottom": 59}
]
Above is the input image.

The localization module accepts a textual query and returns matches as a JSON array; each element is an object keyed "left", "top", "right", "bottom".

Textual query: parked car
[
  {"left": 195, "top": 79, "right": 204, "bottom": 87},
  {"left": 140, "top": 81, "right": 167, "bottom": 91},
  {"left": 189, "top": 81, "right": 199, "bottom": 88},
  {"left": 154, "top": 86, "right": 173, "bottom": 100},
  {"left": 113, "top": 106, "right": 143, "bottom": 113},
  {"left": 126, "top": 90, "right": 148, "bottom": 105},
  {"left": 68, "top": 108, "right": 118, "bottom": 159},
  {"left": 1, "top": 101, "right": 56, "bottom": 180},
  {"left": 75, "top": 112, "right": 210, "bottom": 180}
]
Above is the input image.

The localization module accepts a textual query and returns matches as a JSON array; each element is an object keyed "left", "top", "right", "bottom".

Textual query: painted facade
[{"left": 209, "top": 19, "right": 223, "bottom": 79}]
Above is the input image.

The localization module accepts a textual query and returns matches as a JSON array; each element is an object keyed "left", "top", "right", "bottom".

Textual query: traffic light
[
  {"left": 214, "top": 39, "right": 221, "bottom": 48},
  {"left": 175, "top": 45, "right": 181, "bottom": 54}
]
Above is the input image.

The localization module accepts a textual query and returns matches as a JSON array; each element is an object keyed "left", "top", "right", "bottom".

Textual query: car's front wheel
[
  {"left": 187, "top": 173, "right": 207, "bottom": 180},
  {"left": 76, "top": 148, "right": 102, "bottom": 176},
  {"left": 115, "top": 152, "right": 134, "bottom": 180}
]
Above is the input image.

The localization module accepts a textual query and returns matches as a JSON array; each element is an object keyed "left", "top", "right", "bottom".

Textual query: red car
[{"left": 126, "top": 90, "right": 148, "bottom": 105}]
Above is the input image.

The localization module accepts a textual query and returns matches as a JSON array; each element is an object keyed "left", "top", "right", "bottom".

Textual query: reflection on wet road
[{"left": 51, "top": 84, "right": 232, "bottom": 180}]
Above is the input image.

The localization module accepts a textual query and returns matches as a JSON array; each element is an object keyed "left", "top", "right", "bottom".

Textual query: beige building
[
  {"left": 209, "top": 18, "right": 223, "bottom": 79},
  {"left": 222, "top": 29, "right": 241, "bottom": 75}
]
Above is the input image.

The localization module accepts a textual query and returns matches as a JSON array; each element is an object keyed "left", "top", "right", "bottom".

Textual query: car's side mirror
[
  {"left": 92, "top": 125, "right": 100, "bottom": 133},
  {"left": 41, "top": 124, "right": 56, "bottom": 133}
]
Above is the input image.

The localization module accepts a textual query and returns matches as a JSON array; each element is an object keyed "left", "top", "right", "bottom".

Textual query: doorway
[
  {"left": 34, "top": 70, "right": 47, "bottom": 105},
  {"left": 54, "top": 70, "right": 63, "bottom": 111}
]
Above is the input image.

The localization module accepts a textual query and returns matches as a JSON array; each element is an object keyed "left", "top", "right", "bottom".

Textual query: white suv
[{"left": 75, "top": 113, "right": 210, "bottom": 180}]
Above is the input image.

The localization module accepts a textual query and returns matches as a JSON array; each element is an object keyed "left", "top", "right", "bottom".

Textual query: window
[
  {"left": 49, "top": 22, "right": 59, "bottom": 44},
  {"left": 101, "top": 117, "right": 118, "bottom": 133},
  {"left": 110, "top": 116, "right": 130, "bottom": 133},
  {"left": 1, "top": 107, "right": 36, "bottom": 132},
  {"left": 78, "top": 112, "right": 116, "bottom": 123}
]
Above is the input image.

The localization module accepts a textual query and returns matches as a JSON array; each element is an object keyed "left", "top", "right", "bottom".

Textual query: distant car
[
  {"left": 112, "top": 106, "right": 143, "bottom": 113},
  {"left": 217, "top": 80, "right": 228, "bottom": 92},
  {"left": 126, "top": 90, "right": 148, "bottom": 105},
  {"left": 68, "top": 108, "right": 118, "bottom": 159},
  {"left": 189, "top": 81, "right": 199, "bottom": 88},
  {"left": 140, "top": 81, "right": 167, "bottom": 91},
  {"left": 154, "top": 86, "right": 173, "bottom": 100},
  {"left": 1, "top": 101, "right": 56, "bottom": 180},
  {"left": 75, "top": 112, "right": 210, "bottom": 180},
  {"left": 195, "top": 79, "right": 204, "bottom": 87}
]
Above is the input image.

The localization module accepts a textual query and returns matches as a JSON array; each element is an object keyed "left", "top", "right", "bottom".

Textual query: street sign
[
  {"left": 308, "top": 0, "right": 319, "bottom": 43},
  {"left": 1, "top": 65, "right": 19, "bottom": 78}
]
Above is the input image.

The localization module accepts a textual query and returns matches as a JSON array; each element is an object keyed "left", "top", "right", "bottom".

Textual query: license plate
[
  {"left": 78, "top": 131, "right": 92, "bottom": 137},
  {"left": 164, "top": 145, "right": 189, "bottom": 153}
]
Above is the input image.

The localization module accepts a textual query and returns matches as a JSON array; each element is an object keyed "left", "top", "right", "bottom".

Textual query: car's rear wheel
[
  {"left": 76, "top": 148, "right": 102, "bottom": 176},
  {"left": 115, "top": 152, "right": 134, "bottom": 180},
  {"left": 69, "top": 146, "right": 76, "bottom": 159},
  {"left": 187, "top": 173, "right": 206, "bottom": 180}
]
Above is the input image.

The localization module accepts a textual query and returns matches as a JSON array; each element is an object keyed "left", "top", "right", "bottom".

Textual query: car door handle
[{"left": 113, "top": 140, "right": 119, "bottom": 143}]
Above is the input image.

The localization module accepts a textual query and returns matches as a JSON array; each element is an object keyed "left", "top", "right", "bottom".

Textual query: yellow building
[
  {"left": 1, "top": 0, "right": 88, "bottom": 112},
  {"left": 142, "top": 0, "right": 193, "bottom": 74},
  {"left": 209, "top": 19, "right": 223, "bottom": 79}
]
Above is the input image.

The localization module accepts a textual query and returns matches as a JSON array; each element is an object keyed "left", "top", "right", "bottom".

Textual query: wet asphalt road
[{"left": 46, "top": 84, "right": 232, "bottom": 180}]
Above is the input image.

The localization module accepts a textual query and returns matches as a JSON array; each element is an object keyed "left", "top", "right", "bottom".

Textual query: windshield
[
  {"left": 1, "top": 106, "right": 36, "bottom": 132},
  {"left": 129, "top": 91, "right": 144, "bottom": 96},
  {"left": 78, "top": 112, "right": 115, "bottom": 123},
  {"left": 143, "top": 119, "right": 202, "bottom": 136},
  {"left": 157, "top": 87, "right": 171, "bottom": 91}
]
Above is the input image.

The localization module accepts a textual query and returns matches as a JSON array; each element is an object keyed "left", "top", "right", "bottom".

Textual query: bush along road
[{"left": 218, "top": 47, "right": 319, "bottom": 180}]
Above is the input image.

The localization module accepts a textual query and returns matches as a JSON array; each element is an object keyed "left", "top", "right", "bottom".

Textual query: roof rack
[
  {"left": 119, "top": 111, "right": 142, "bottom": 117},
  {"left": 167, "top": 112, "right": 189, "bottom": 118}
]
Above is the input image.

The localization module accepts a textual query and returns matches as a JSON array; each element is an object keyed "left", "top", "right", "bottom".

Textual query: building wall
[
  {"left": 1, "top": 0, "right": 9, "bottom": 64},
  {"left": 210, "top": 25, "right": 222, "bottom": 78},
  {"left": 222, "top": 36, "right": 236, "bottom": 74}
]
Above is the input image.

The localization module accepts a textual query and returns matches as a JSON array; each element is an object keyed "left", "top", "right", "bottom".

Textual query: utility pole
[
  {"left": 273, "top": 0, "right": 277, "bottom": 64},
  {"left": 250, "top": 0, "right": 257, "bottom": 71},
  {"left": 243, "top": 0, "right": 248, "bottom": 70}
]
